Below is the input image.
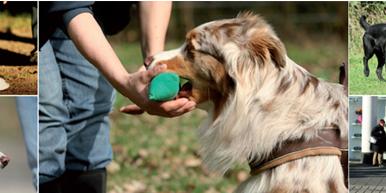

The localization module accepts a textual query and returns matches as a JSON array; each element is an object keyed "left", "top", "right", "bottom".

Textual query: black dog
[{"left": 360, "top": 15, "right": 386, "bottom": 81}]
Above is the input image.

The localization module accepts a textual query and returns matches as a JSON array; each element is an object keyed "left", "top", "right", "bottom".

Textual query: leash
[{"left": 249, "top": 128, "right": 348, "bottom": 186}]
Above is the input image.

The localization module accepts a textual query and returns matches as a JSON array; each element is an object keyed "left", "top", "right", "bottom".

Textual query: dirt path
[{"left": 0, "top": 14, "right": 37, "bottom": 95}]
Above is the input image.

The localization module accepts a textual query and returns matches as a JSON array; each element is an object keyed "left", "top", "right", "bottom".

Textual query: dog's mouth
[{"left": 178, "top": 77, "right": 193, "bottom": 99}]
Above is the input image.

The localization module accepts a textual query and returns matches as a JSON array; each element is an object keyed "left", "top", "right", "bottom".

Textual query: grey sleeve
[
  {"left": 62, "top": 7, "right": 93, "bottom": 30},
  {"left": 43, "top": 2, "right": 94, "bottom": 32}
]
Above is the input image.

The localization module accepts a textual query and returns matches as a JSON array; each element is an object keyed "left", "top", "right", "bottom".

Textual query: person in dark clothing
[
  {"left": 39, "top": 2, "right": 195, "bottom": 193},
  {"left": 371, "top": 119, "right": 386, "bottom": 167}
]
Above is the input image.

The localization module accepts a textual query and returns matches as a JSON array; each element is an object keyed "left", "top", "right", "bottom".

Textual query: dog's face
[{"left": 149, "top": 12, "right": 286, "bottom": 117}]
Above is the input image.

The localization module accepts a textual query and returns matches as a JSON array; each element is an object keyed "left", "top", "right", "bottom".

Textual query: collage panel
[
  {"left": 349, "top": 96, "right": 386, "bottom": 191},
  {"left": 0, "top": 1, "right": 356, "bottom": 193},
  {"left": 0, "top": 1, "right": 39, "bottom": 193},
  {"left": 0, "top": 97, "right": 37, "bottom": 192},
  {"left": 40, "top": 1, "right": 348, "bottom": 193},
  {"left": 0, "top": 1, "right": 37, "bottom": 95},
  {"left": 348, "top": 1, "right": 386, "bottom": 192},
  {"left": 349, "top": 2, "right": 386, "bottom": 95}
]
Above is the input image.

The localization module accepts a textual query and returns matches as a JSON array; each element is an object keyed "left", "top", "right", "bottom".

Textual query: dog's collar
[{"left": 249, "top": 128, "right": 347, "bottom": 175}]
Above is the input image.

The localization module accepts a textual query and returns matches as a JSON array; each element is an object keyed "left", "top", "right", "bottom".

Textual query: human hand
[{"left": 121, "top": 64, "right": 196, "bottom": 117}]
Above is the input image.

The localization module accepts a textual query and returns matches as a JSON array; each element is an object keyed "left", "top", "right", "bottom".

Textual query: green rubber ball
[{"left": 148, "top": 72, "right": 180, "bottom": 101}]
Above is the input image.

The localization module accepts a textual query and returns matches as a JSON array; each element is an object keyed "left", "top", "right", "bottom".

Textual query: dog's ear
[
  {"left": 208, "top": 13, "right": 287, "bottom": 90},
  {"left": 249, "top": 33, "right": 286, "bottom": 69},
  {"left": 237, "top": 12, "right": 286, "bottom": 69}
]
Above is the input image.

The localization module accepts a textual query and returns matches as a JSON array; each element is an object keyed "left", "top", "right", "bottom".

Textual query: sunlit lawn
[
  {"left": 349, "top": 26, "right": 386, "bottom": 95},
  {"left": 349, "top": 49, "right": 386, "bottom": 95}
]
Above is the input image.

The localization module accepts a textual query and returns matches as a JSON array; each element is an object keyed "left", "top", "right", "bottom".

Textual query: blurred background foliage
[
  {"left": 349, "top": 1, "right": 386, "bottom": 94},
  {"left": 111, "top": 2, "right": 347, "bottom": 43},
  {"left": 106, "top": 2, "right": 348, "bottom": 193},
  {"left": 110, "top": 2, "right": 347, "bottom": 81},
  {"left": 349, "top": 1, "right": 386, "bottom": 55}
]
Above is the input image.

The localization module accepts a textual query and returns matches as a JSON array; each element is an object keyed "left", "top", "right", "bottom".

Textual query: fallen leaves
[
  {"left": 109, "top": 180, "right": 148, "bottom": 193},
  {"left": 236, "top": 171, "right": 249, "bottom": 183},
  {"left": 204, "top": 187, "right": 219, "bottom": 193},
  {"left": 108, "top": 110, "right": 241, "bottom": 192},
  {"left": 123, "top": 181, "right": 147, "bottom": 193},
  {"left": 184, "top": 156, "right": 202, "bottom": 168},
  {"left": 107, "top": 160, "right": 121, "bottom": 174},
  {"left": 160, "top": 172, "right": 171, "bottom": 180},
  {"left": 138, "top": 149, "right": 149, "bottom": 158}
]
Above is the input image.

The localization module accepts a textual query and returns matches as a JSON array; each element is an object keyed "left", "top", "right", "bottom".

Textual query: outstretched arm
[
  {"left": 120, "top": 1, "right": 196, "bottom": 116},
  {"left": 67, "top": 12, "right": 195, "bottom": 117}
]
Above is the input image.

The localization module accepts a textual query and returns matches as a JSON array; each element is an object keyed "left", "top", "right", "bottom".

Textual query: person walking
[{"left": 371, "top": 119, "right": 386, "bottom": 167}]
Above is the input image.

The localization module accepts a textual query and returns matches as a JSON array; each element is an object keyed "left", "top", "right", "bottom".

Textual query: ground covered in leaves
[{"left": 0, "top": 13, "right": 37, "bottom": 95}]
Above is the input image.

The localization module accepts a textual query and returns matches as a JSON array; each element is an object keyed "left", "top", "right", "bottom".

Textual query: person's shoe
[
  {"left": 61, "top": 168, "right": 107, "bottom": 193},
  {"left": 39, "top": 177, "right": 62, "bottom": 193},
  {"left": 379, "top": 164, "right": 384, "bottom": 168}
]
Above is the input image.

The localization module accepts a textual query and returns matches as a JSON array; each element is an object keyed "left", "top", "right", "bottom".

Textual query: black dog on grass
[{"left": 360, "top": 15, "right": 386, "bottom": 81}]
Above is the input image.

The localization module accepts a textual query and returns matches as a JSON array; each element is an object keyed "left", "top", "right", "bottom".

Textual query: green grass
[
  {"left": 0, "top": 12, "right": 31, "bottom": 32},
  {"left": 285, "top": 39, "right": 346, "bottom": 81},
  {"left": 108, "top": 39, "right": 345, "bottom": 193},
  {"left": 349, "top": 51, "right": 386, "bottom": 95}
]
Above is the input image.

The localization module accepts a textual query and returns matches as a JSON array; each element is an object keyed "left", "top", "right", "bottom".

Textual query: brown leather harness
[{"left": 249, "top": 128, "right": 348, "bottom": 187}]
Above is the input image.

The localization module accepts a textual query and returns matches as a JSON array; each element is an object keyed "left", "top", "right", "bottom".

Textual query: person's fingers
[
  {"left": 168, "top": 101, "right": 196, "bottom": 116},
  {"left": 157, "top": 98, "right": 190, "bottom": 112},
  {"left": 153, "top": 99, "right": 196, "bottom": 117},
  {"left": 120, "top": 98, "right": 196, "bottom": 117},
  {"left": 120, "top": 104, "right": 145, "bottom": 115},
  {"left": 141, "top": 64, "right": 167, "bottom": 83}
]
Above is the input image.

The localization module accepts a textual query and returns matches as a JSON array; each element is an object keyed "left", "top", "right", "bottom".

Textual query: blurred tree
[{"left": 109, "top": 2, "right": 347, "bottom": 45}]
